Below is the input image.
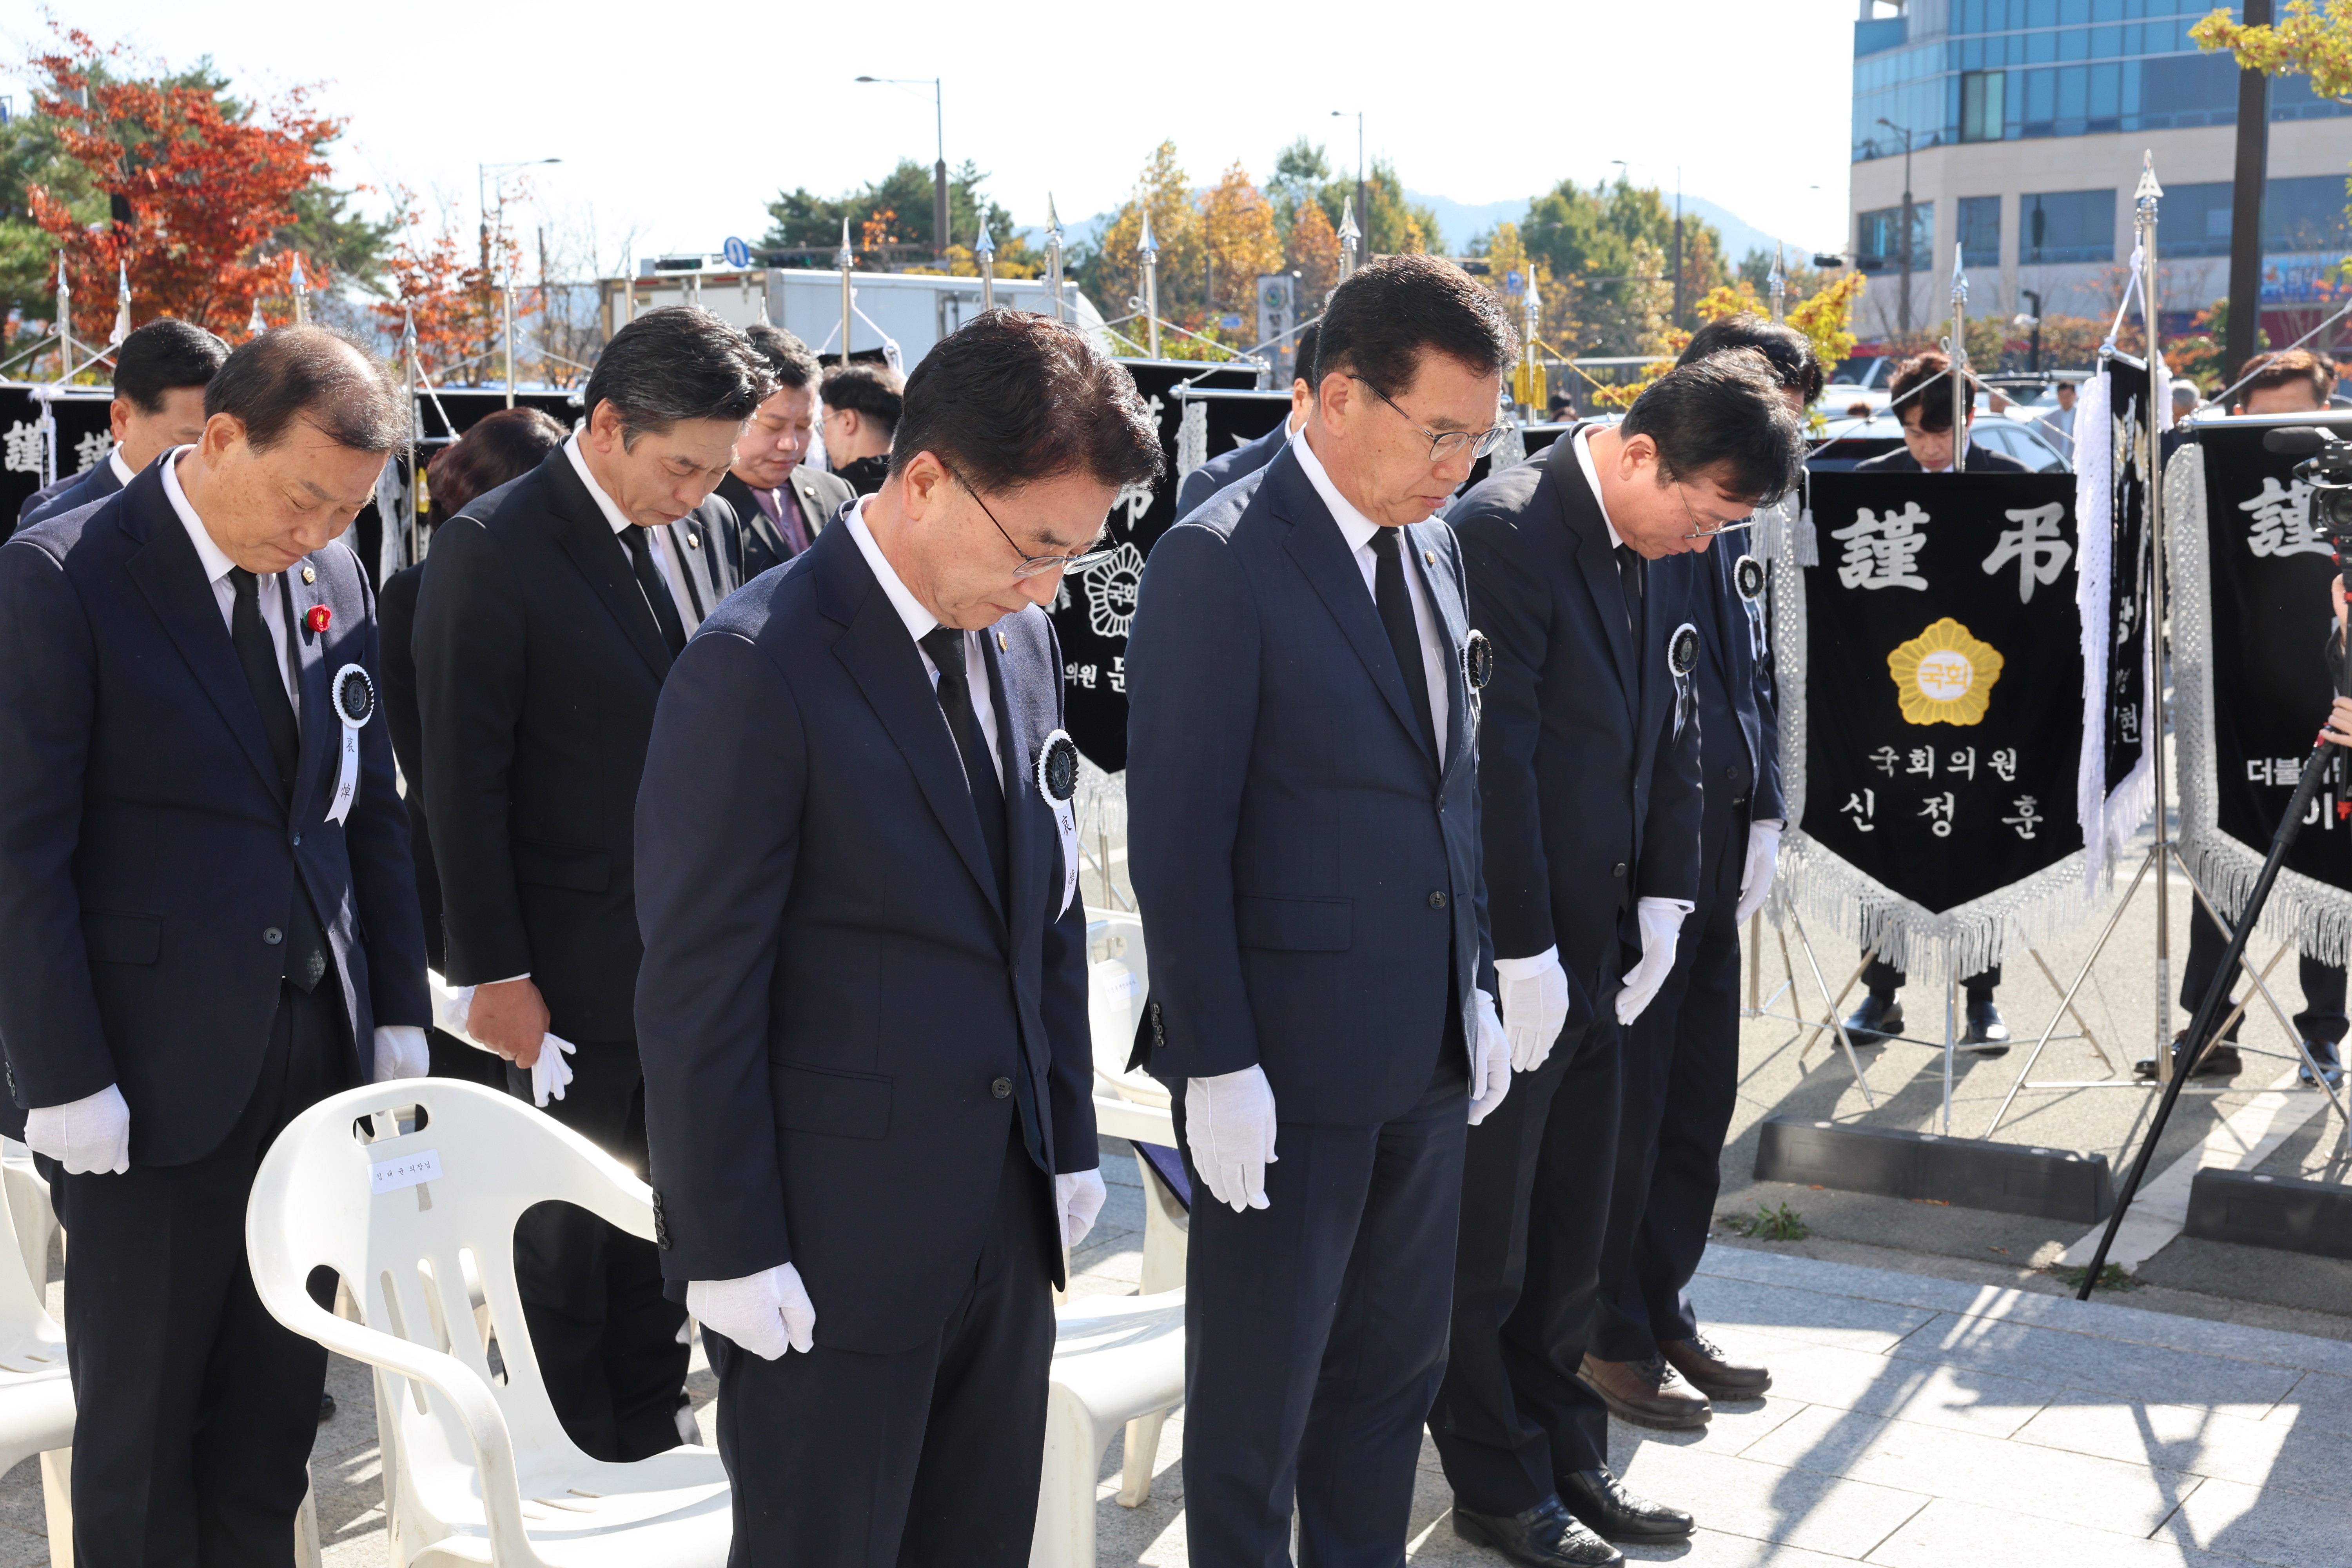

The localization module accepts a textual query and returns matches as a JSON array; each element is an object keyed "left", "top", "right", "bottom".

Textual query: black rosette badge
[
  {"left": 1733, "top": 554, "right": 1769, "bottom": 659},
  {"left": 1667, "top": 622, "right": 1700, "bottom": 740},
  {"left": 1037, "top": 728, "right": 1082, "bottom": 915},
  {"left": 325, "top": 663, "right": 377, "bottom": 825},
  {"left": 1463, "top": 629, "right": 1494, "bottom": 692}
]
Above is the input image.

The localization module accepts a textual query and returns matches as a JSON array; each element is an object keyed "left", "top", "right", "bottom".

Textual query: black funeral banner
[
  {"left": 0, "top": 383, "right": 114, "bottom": 539},
  {"left": 1798, "top": 471, "right": 2083, "bottom": 916},
  {"left": 2182, "top": 417, "right": 2352, "bottom": 900},
  {"left": 1051, "top": 359, "right": 1258, "bottom": 770},
  {"left": 2100, "top": 357, "right": 2152, "bottom": 808}
]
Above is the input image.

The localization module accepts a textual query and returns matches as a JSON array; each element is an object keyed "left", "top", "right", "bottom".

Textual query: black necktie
[
  {"left": 1370, "top": 527, "right": 1439, "bottom": 766},
  {"left": 621, "top": 525, "right": 688, "bottom": 657},
  {"left": 920, "top": 627, "right": 1009, "bottom": 904},
  {"left": 1615, "top": 543, "right": 1646, "bottom": 637},
  {"left": 227, "top": 568, "right": 327, "bottom": 992}
]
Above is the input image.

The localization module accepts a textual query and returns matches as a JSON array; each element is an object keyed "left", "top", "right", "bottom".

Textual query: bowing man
[
  {"left": 415, "top": 306, "right": 770, "bottom": 1462},
  {"left": 1434, "top": 352, "right": 1804, "bottom": 1566},
  {"left": 635, "top": 310, "right": 1163, "bottom": 1563},
  {"left": 0, "top": 327, "right": 429, "bottom": 1559},
  {"left": 1125, "top": 255, "right": 1517, "bottom": 1568},
  {"left": 716, "top": 323, "right": 854, "bottom": 577}
]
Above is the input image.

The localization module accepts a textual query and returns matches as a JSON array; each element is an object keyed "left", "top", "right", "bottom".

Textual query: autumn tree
[
  {"left": 1286, "top": 199, "right": 1340, "bottom": 307},
  {"left": 23, "top": 29, "right": 358, "bottom": 339},
  {"left": 372, "top": 194, "right": 520, "bottom": 385},
  {"left": 1085, "top": 142, "right": 1208, "bottom": 346},
  {"left": 1200, "top": 163, "right": 1282, "bottom": 319},
  {"left": 762, "top": 158, "right": 1032, "bottom": 270},
  {"left": 2195, "top": 0, "right": 2352, "bottom": 101},
  {"left": 1519, "top": 176, "right": 1730, "bottom": 353}
]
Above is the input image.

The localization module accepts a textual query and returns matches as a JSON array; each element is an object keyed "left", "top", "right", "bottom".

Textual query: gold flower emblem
[{"left": 1886, "top": 617, "right": 2003, "bottom": 726}]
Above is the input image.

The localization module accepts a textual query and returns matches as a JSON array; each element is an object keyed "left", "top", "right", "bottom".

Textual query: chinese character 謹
[
  {"left": 2002, "top": 795, "right": 2044, "bottom": 840},
  {"left": 1843, "top": 789, "right": 1877, "bottom": 832},
  {"left": 1990, "top": 748, "right": 2019, "bottom": 782},
  {"left": 1919, "top": 792, "right": 1957, "bottom": 838},
  {"left": 2, "top": 421, "right": 40, "bottom": 475},
  {"left": 1829, "top": 502, "right": 1931, "bottom": 592},
  {"left": 2239, "top": 476, "right": 2328, "bottom": 559},
  {"left": 71, "top": 430, "right": 109, "bottom": 474},
  {"left": 1868, "top": 746, "right": 1900, "bottom": 777},
  {"left": 1980, "top": 502, "right": 2074, "bottom": 602},
  {"left": 1947, "top": 747, "right": 1977, "bottom": 780}
]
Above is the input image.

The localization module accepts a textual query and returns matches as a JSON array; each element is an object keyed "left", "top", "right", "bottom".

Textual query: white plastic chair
[
  {"left": 245, "top": 1079, "right": 729, "bottom": 1566},
  {"left": 1085, "top": 913, "right": 1187, "bottom": 1295},
  {"left": 0, "top": 1144, "right": 73, "bottom": 1561},
  {"left": 0, "top": 1139, "right": 57, "bottom": 1296},
  {"left": 1029, "top": 1289, "right": 1186, "bottom": 1568}
]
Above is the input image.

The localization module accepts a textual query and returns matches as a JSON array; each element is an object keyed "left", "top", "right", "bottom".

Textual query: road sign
[{"left": 722, "top": 236, "right": 753, "bottom": 269}]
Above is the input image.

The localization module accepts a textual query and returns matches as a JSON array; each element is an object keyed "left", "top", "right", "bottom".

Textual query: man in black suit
[
  {"left": 1173, "top": 321, "right": 1321, "bottom": 519},
  {"left": 1126, "top": 256, "right": 1517, "bottom": 1568},
  {"left": 1433, "top": 352, "right": 1804, "bottom": 1566},
  {"left": 1844, "top": 348, "right": 2023, "bottom": 1047},
  {"left": 716, "top": 323, "right": 855, "bottom": 579},
  {"left": 16, "top": 318, "right": 228, "bottom": 532},
  {"left": 415, "top": 305, "right": 770, "bottom": 1462},
  {"left": 1584, "top": 319, "right": 1818, "bottom": 1436},
  {"left": 0, "top": 325, "right": 429, "bottom": 1560},
  {"left": 636, "top": 310, "right": 1161, "bottom": 1562}
]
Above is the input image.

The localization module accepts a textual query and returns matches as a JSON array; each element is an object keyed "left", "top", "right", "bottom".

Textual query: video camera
[{"left": 2265, "top": 425, "right": 2352, "bottom": 541}]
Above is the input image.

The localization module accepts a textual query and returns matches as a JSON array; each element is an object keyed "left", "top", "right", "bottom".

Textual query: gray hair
[{"left": 205, "top": 325, "right": 407, "bottom": 454}]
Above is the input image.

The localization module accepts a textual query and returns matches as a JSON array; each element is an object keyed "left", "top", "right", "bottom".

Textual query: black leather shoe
[
  {"left": 1961, "top": 998, "right": 2010, "bottom": 1055},
  {"left": 1561, "top": 1466, "right": 1693, "bottom": 1542},
  {"left": 1453, "top": 1495, "right": 1623, "bottom": 1566},
  {"left": 2300, "top": 1038, "right": 2343, "bottom": 1089},
  {"left": 2133, "top": 1034, "right": 2242, "bottom": 1081},
  {"left": 1842, "top": 994, "right": 1904, "bottom": 1044},
  {"left": 319, "top": 1390, "right": 336, "bottom": 1423}
]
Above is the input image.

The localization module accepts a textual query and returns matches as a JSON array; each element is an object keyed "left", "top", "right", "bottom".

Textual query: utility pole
[
  {"left": 1672, "top": 169, "right": 1684, "bottom": 328},
  {"left": 1333, "top": 110, "right": 1366, "bottom": 269},
  {"left": 2224, "top": 0, "right": 2272, "bottom": 381},
  {"left": 1878, "top": 117, "right": 1915, "bottom": 336},
  {"left": 855, "top": 76, "right": 947, "bottom": 265}
]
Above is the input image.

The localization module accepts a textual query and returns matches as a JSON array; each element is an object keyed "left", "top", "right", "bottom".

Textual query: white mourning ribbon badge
[
  {"left": 325, "top": 664, "right": 376, "bottom": 826},
  {"left": 1733, "top": 554, "right": 1768, "bottom": 661},
  {"left": 1666, "top": 622, "right": 1700, "bottom": 742},
  {"left": 1036, "top": 729, "right": 1081, "bottom": 916}
]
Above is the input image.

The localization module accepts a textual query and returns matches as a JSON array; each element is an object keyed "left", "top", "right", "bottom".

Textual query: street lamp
[
  {"left": 477, "top": 158, "right": 560, "bottom": 273},
  {"left": 1331, "top": 110, "right": 1366, "bottom": 270},
  {"left": 856, "top": 75, "right": 947, "bottom": 265},
  {"left": 1876, "top": 117, "right": 1915, "bottom": 335}
]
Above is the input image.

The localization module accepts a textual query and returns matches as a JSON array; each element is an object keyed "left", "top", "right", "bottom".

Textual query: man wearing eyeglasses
[
  {"left": 633, "top": 310, "right": 1163, "bottom": 1562},
  {"left": 1125, "top": 255, "right": 1518, "bottom": 1567},
  {"left": 1431, "top": 352, "right": 1805, "bottom": 1566}
]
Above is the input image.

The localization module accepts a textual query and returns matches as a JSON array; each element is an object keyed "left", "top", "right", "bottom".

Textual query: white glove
[
  {"left": 688, "top": 1261, "right": 815, "bottom": 1361},
  {"left": 25, "top": 1083, "right": 131, "bottom": 1175},
  {"left": 1734, "top": 819, "right": 1784, "bottom": 925},
  {"left": 436, "top": 982, "right": 577, "bottom": 1107},
  {"left": 1184, "top": 1064, "right": 1277, "bottom": 1213},
  {"left": 1494, "top": 947, "right": 1572, "bottom": 1072},
  {"left": 1468, "top": 989, "right": 1512, "bottom": 1125},
  {"left": 1615, "top": 898, "right": 1690, "bottom": 1026},
  {"left": 1055, "top": 1168, "right": 1108, "bottom": 1249},
  {"left": 372, "top": 1024, "right": 430, "bottom": 1083}
]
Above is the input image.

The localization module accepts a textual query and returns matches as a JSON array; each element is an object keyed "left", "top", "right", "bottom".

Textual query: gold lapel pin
[
  {"left": 301, "top": 566, "right": 316, "bottom": 584},
  {"left": 997, "top": 632, "right": 1008, "bottom": 652},
  {"left": 686, "top": 532, "right": 700, "bottom": 549},
  {"left": 1424, "top": 550, "right": 1435, "bottom": 567}
]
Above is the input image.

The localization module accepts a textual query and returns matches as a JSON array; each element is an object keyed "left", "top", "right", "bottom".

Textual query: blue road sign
[{"left": 722, "top": 236, "right": 753, "bottom": 269}]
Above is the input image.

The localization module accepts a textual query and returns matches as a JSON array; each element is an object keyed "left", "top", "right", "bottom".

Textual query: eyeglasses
[
  {"left": 1675, "top": 481, "right": 1757, "bottom": 543},
  {"left": 947, "top": 466, "right": 1118, "bottom": 580},
  {"left": 1353, "top": 376, "right": 1510, "bottom": 465}
]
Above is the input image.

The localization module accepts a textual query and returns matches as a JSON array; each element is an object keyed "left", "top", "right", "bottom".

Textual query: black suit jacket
[
  {"left": 1125, "top": 443, "right": 1492, "bottom": 1125},
  {"left": 1173, "top": 418, "right": 1288, "bottom": 520},
  {"left": 1452, "top": 429, "right": 1704, "bottom": 1007},
  {"left": 1853, "top": 442, "right": 2029, "bottom": 474},
  {"left": 634, "top": 519, "right": 1092, "bottom": 1351},
  {"left": 414, "top": 450, "right": 740, "bottom": 1042},
  {"left": 0, "top": 463, "right": 429, "bottom": 1161},
  {"left": 1696, "top": 530, "right": 1783, "bottom": 838},
  {"left": 715, "top": 467, "right": 854, "bottom": 582},
  {"left": 18, "top": 456, "right": 125, "bottom": 533},
  {"left": 376, "top": 561, "right": 442, "bottom": 971}
]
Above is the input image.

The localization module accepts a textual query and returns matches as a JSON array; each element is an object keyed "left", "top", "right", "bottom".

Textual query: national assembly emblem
[{"left": 1887, "top": 617, "right": 2003, "bottom": 726}]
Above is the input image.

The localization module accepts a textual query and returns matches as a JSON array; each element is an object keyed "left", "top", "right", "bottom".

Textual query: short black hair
[
  {"left": 583, "top": 305, "right": 773, "bottom": 447},
  {"left": 889, "top": 309, "right": 1163, "bottom": 495},
  {"left": 744, "top": 323, "right": 820, "bottom": 393},
  {"left": 1621, "top": 347, "right": 1806, "bottom": 503},
  {"left": 1678, "top": 313, "right": 1824, "bottom": 407},
  {"left": 205, "top": 325, "right": 407, "bottom": 454},
  {"left": 822, "top": 362, "right": 905, "bottom": 437},
  {"left": 1887, "top": 350, "right": 1978, "bottom": 434},
  {"left": 1313, "top": 254, "right": 1517, "bottom": 400},
  {"left": 1290, "top": 321, "right": 1322, "bottom": 390},
  {"left": 114, "top": 318, "right": 229, "bottom": 414}
]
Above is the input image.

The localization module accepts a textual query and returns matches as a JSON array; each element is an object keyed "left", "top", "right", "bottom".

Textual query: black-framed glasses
[
  {"left": 1354, "top": 375, "right": 1510, "bottom": 464},
  {"left": 1675, "top": 481, "right": 1757, "bottom": 542},
  {"left": 947, "top": 466, "right": 1118, "bottom": 580}
]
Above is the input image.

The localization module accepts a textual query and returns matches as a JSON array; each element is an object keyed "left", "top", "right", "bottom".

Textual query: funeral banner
[
  {"left": 0, "top": 382, "right": 114, "bottom": 539},
  {"left": 2168, "top": 415, "right": 2352, "bottom": 964},
  {"left": 1778, "top": 470, "right": 2089, "bottom": 981},
  {"left": 2073, "top": 354, "right": 2159, "bottom": 887},
  {"left": 1049, "top": 359, "right": 1258, "bottom": 773}
]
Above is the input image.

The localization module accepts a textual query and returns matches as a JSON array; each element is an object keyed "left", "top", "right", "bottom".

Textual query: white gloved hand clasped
[
  {"left": 1733, "top": 819, "right": 1784, "bottom": 925},
  {"left": 1055, "top": 1168, "right": 1108, "bottom": 1249},
  {"left": 1615, "top": 898, "right": 1690, "bottom": 1025},
  {"left": 25, "top": 1083, "right": 131, "bottom": 1175},
  {"left": 372, "top": 1024, "right": 430, "bottom": 1083},
  {"left": 436, "top": 981, "right": 576, "bottom": 1107},
  {"left": 688, "top": 1262, "right": 815, "bottom": 1361},
  {"left": 1185, "top": 1065, "right": 1277, "bottom": 1213},
  {"left": 1494, "top": 947, "right": 1572, "bottom": 1072},
  {"left": 1468, "top": 989, "right": 1512, "bottom": 1125}
]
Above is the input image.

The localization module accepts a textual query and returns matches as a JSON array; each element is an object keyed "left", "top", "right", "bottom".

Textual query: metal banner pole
[
  {"left": 401, "top": 306, "right": 421, "bottom": 565},
  {"left": 2137, "top": 154, "right": 2171, "bottom": 1085},
  {"left": 1337, "top": 199, "right": 1360, "bottom": 285},
  {"left": 1045, "top": 195, "right": 1065, "bottom": 324},
  {"left": 1138, "top": 211, "right": 1161, "bottom": 359},
  {"left": 290, "top": 256, "right": 310, "bottom": 327},
  {"left": 837, "top": 218, "right": 855, "bottom": 367},
  {"left": 1770, "top": 244, "right": 1786, "bottom": 324},
  {"left": 976, "top": 222, "right": 995, "bottom": 312},
  {"left": 1949, "top": 245, "right": 1968, "bottom": 474},
  {"left": 503, "top": 259, "right": 516, "bottom": 409}
]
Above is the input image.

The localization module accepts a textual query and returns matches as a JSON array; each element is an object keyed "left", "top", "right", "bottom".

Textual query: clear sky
[{"left": 8, "top": 1, "right": 1860, "bottom": 271}]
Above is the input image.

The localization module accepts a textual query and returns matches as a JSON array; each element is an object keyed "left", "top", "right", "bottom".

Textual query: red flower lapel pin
[{"left": 305, "top": 604, "right": 332, "bottom": 635}]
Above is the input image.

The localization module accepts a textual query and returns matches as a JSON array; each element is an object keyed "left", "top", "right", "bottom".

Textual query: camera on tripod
[{"left": 2265, "top": 426, "right": 2352, "bottom": 541}]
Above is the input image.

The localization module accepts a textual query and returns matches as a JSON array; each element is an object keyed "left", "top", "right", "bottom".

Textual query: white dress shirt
[
  {"left": 1290, "top": 429, "right": 1450, "bottom": 757},
  {"left": 564, "top": 435, "right": 703, "bottom": 636},
  {"left": 1570, "top": 425, "right": 1628, "bottom": 552},
  {"left": 846, "top": 496, "right": 1004, "bottom": 780},
  {"left": 161, "top": 447, "right": 295, "bottom": 709},
  {"left": 107, "top": 445, "right": 136, "bottom": 489}
]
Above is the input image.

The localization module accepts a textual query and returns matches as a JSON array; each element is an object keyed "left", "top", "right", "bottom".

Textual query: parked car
[{"left": 1808, "top": 410, "right": 2070, "bottom": 473}]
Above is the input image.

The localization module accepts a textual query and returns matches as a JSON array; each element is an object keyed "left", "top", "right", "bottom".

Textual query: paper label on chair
[{"left": 371, "top": 1148, "right": 442, "bottom": 1196}]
